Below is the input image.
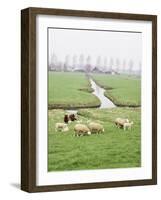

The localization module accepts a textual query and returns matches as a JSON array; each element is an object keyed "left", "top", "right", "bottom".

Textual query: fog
[{"left": 48, "top": 28, "right": 142, "bottom": 73}]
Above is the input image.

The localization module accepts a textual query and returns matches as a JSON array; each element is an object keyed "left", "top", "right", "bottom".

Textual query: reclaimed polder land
[
  {"left": 48, "top": 72, "right": 141, "bottom": 108},
  {"left": 48, "top": 72, "right": 100, "bottom": 109},
  {"left": 48, "top": 72, "right": 141, "bottom": 171},
  {"left": 48, "top": 108, "right": 141, "bottom": 171},
  {"left": 92, "top": 74, "right": 141, "bottom": 107}
]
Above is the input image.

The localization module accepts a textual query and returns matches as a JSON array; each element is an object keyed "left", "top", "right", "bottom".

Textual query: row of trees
[{"left": 49, "top": 54, "right": 141, "bottom": 75}]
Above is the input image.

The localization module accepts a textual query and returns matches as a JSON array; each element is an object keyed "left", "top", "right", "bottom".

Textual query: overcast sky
[{"left": 48, "top": 28, "right": 142, "bottom": 70}]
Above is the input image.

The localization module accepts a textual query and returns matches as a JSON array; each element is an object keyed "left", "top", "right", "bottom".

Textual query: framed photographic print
[{"left": 21, "top": 7, "right": 157, "bottom": 192}]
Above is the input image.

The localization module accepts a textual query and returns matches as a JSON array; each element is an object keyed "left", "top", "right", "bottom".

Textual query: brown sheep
[
  {"left": 64, "top": 114, "right": 69, "bottom": 124},
  {"left": 64, "top": 114, "right": 77, "bottom": 123},
  {"left": 69, "top": 114, "right": 77, "bottom": 121}
]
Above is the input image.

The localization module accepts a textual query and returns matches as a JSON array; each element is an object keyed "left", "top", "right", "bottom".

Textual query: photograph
[
  {"left": 48, "top": 27, "right": 142, "bottom": 172},
  {"left": 21, "top": 7, "right": 157, "bottom": 192}
]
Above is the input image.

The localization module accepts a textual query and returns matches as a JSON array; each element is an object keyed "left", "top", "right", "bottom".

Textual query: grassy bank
[
  {"left": 48, "top": 72, "right": 100, "bottom": 109},
  {"left": 48, "top": 107, "right": 141, "bottom": 171},
  {"left": 92, "top": 74, "right": 141, "bottom": 107}
]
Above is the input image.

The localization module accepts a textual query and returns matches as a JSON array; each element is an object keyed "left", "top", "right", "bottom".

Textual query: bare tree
[
  {"left": 79, "top": 54, "right": 85, "bottom": 70},
  {"left": 86, "top": 55, "right": 92, "bottom": 72},
  {"left": 116, "top": 58, "right": 120, "bottom": 72},
  {"left": 138, "top": 61, "right": 142, "bottom": 75},
  {"left": 72, "top": 55, "right": 78, "bottom": 71},
  {"left": 64, "top": 54, "right": 70, "bottom": 72},
  {"left": 103, "top": 57, "right": 108, "bottom": 72},
  {"left": 109, "top": 57, "right": 114, "bottom": 71},
  {"left": 59, "top": 61, "right": 63, "bottom": 71},
  {"left": 122, "top": 59, "right": 127, "bottom": 73},
  {"left": 128, "top": 59, "right": 134, "bottom": 74},
  {"left": 96, "top": 56, "right": 102, "bottom": 69},
  {"left": 50, "top": 53, "right": 58, "bottom": 71}
]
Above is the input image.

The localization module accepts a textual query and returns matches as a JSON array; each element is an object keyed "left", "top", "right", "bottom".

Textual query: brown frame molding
[{"left": 21, "top": 7, "right": 157, "bottom": 192}]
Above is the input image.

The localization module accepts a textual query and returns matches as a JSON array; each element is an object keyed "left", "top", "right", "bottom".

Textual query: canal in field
[{"left": 89, "top": 78, "right": 116, "bottom": 109}]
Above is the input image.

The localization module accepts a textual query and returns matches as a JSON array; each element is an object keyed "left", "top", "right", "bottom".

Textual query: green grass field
[
  {"left": 92, "top": 74, "right": 141, "bottom": 107},
  {"left": 48, "top": 72, "right": 141, "bottom": 171},
  {"left": 48, "top": 107, "right": 141, "bottom": 171},
  {"left": 48, "top": 72, "right": 100, "bottom": 109}
]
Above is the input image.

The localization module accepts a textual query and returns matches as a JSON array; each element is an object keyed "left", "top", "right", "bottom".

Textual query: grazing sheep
[
  {"left": 74, "top": 124, "right": 91, "bottom": 136},
  {"left": 69, "top": 114, "right": 77, "bottom": 121},
  {"left": 62, "top": 126, "right": 69, "bottom": 132},
  {"left": 77, "top": 119, "right": 82, "bottom": 123},
  {"left": 123, "top": 121, "right": 134, "bottom": 130},
  {"left": 64, "top": 114, "right": 77, "bottom": 123},
  {"left": 115, "top": 118, "right": 129, "bottom": 129},
  {"left": 64, "top": 114, "right": 69, "bottom": 124},
  {"left": 88, "top": 122, "right": 104, "bottom": 134},
  {"left": 55, "top": 123, "right": 69, "bottom": 132}
]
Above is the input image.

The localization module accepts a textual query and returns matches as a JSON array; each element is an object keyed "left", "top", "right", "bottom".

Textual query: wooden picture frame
[{"left": 21, "top": 7, "right": 157, "bottom": 192}]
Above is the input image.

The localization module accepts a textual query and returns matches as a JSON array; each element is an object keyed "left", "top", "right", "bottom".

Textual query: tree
[
  {"left": 59, "top": 61, "right": 63, "bottom": 71},
  {"left": 128, "top": 59, "right": 134, "bottom": 74},
  {"left": 72, "top": 55, "right": 78, "bottom": 71},
  {"left": 86, "top": 55, "right": 92, "bottom": 72},
  {"left": 64, "top": 55, "right": 70, "bottom": 72},
  {"left": 116, "top": 58, "right": 120, "bottom": 72},
  {"left": 109, "top": 57, "right": 114, "bottom": 71},
  {"left": 103, "top": 57, "right": 108, "bottom": 72},
  {"left": 96, "top": 56, "right": 102, "bottom": 69},
  {"left": 79, "top": 54, "right": 85, "bottom": 70},
  {"left": 122, "top": 59, "right": 126, "bottom": 73},
  {"left": 50, "top": 53, "right": 58, "bottom": 71},
  {"left": 138, "top": 61, "right": 142, "bottom": 75}
]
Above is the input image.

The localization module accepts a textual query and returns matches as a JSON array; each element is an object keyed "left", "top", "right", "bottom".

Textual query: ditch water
[
  {"left": 89, "top": 78, "right": 116, "bottom": 109},
  {"left": 66, "top": 78, "right": 116, "bottom": 114}
]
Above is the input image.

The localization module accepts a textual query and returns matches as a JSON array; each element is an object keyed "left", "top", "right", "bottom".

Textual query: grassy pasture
[
  {"left": 48, "top": 72, "right": 141, "bottom": 171},
  {"left": 48, "top": 72, "right": 100, "bottom": 109},
  {"left": 92, "top": 74, "right": 141, "bottom": 107},
  {"left": 48, "top": 107, "right": 141, "bottom": 171}
]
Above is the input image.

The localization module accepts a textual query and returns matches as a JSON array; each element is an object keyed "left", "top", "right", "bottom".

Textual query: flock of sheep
[
  {"left": 115, "top": 118, "right": 134, "bottom": 131},
  {"left": 55, "top": 113, "right": 134, "bottom": 137}
]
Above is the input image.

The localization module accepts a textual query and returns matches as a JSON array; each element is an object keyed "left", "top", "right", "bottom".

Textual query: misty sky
[{"left": 48, "top": 28, "right": 142, "bottom": 70}]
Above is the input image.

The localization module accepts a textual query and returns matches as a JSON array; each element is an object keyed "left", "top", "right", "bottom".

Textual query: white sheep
[
  {"left": 55, "top": 123, "right": 69, "bottom": 132},
  {"left": 88, "top": 122, "right": 104, "bottom": 134},
  {"left": 74, "top": 124, "right": 91, "bottom": 136},
  {"left": 115, "top": 118, "right": 129, "bottom": 128},
  {"left": 123, "top": 121, "right": 134, "bottom": 130},
  {"left": 76, "top": 119, "right": 82, "bottom": 123}
]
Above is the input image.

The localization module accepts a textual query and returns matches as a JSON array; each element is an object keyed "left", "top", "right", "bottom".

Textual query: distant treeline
[{"left": 48, "top": 54, "right": 141, "bottom": 75}]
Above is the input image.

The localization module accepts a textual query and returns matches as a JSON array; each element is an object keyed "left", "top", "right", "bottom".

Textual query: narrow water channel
[
  {"left": 66, "top": 78, "right": 116, "bottom": 114},
  {"left": 89, "top": 78, "right": 116, "bottom": 109}
]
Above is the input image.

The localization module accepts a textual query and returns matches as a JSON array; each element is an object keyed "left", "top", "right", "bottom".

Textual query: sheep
[
  {"left": 69, "top": 114, "right": 77, "bottom": 121},
  {"left": 88, "top": 122, "right": 104, "bottom": 134},
  {"left": 62, "top": 126, "right": 69, "bottom": 132},
  {"left": 64, "top": 114, "right": 77, "bottom": 124},
  {"left": 55, "top": 123, "right": 69, "bottom": 132},
  {"left": 115, "top": 118, "right": 129, "bottom": 129},
  {"left": 76, "top": 119, "right": 82, "bottom": 123},
  {"left": 74, "top": 124, "right": 91, "bottom": 136},
  {"left": 123, "top": 121, "right": 134, "bottom": 130},
  {"left": 64, "top": 114, "right": 69, "bottom": 124}
]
